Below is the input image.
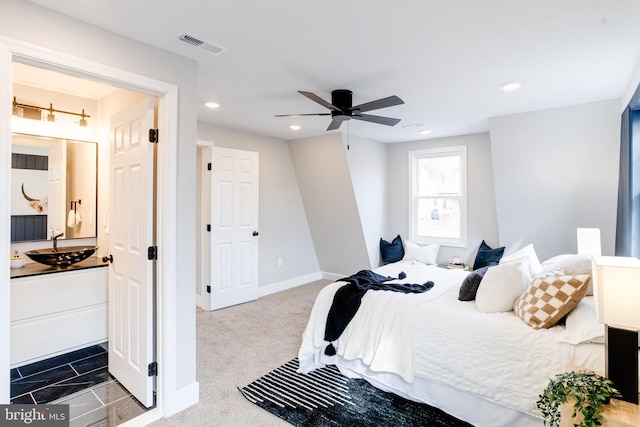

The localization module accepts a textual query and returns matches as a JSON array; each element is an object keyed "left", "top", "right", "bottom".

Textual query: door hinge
[
  {"left": 206, "top": 285, "right": 211, "bottom": 294},
  {"left": 148, "top": 361, "right": 158, "bottom": 377},
  {"left": 148, "top": 246, "right": 158, "bottom": 260},
  {"left": 206, "top": 224, "right": 211, "bottom": 232},
  {"left": 149, "top": 128, "right": 159, "bottom": 143},
  {"left": 207, "top": 162, "right": 212, "bottom": 171}
]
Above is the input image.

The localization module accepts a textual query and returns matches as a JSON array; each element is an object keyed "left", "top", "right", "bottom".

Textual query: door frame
[
  {"left": 196, "top": 139, "right": 214, "bottom": 310},
  {"left": 0, "top": 37, "right": 182, "bottom": 420}
]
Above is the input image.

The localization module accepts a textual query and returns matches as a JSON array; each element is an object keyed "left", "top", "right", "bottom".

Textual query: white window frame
[{"left": 408, "top": 145, "right": 467, "bottom": 247}]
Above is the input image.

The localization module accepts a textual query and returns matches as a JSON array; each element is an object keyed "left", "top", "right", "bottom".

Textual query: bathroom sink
[{"left": 24, "top": 246, "right": 98, "bottom": 267}]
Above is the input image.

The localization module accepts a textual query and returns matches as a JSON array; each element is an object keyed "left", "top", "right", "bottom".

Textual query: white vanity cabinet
[{"left": 10, "top": 266, "right": 108, "bottom": 367}]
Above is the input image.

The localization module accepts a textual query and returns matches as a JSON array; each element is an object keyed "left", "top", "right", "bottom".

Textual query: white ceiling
[{"left": 22, "top": 0, "right": 640, "bottom": 143}]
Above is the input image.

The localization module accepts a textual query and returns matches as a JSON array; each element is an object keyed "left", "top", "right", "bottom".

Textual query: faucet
[{"left": 53, "top": 232, "right": 64, "bottom": 250}]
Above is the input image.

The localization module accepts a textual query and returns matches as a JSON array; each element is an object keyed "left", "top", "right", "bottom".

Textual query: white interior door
[
  {"left": 210, "top": 147, "right": 259, "bottom": 310},
  {"left": 108, "top": 97, "right": 156, "bottom": 407}
]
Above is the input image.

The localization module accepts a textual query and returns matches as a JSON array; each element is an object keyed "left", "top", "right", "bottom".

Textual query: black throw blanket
[{"left": 323, "top": 270, "right": 435, "bottom": 356}]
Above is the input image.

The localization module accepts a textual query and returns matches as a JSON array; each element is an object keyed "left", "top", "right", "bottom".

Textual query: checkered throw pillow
[{"left": 513, "top": 275, "right": 590, "bottom": 329}]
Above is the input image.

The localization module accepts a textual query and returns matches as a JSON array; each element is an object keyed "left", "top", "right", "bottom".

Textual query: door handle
[
  {"left": 252, "top": 231, "right": 259, "bottom": 237},
  {"left": 102, "top": 254, "right": 114, "bottom": 263}
]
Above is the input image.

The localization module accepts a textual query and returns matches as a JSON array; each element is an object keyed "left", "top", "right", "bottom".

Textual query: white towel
[
  {"left": 75, "top": 211, "right": 82, "bottom": 224},
  {"left": 67, "top": 210, "right": 75, "bottom": 227}
]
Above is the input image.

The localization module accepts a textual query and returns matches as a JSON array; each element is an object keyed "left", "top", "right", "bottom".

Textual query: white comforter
[{"left": 298, "top": 260, "right": 575, "bottom": 416}]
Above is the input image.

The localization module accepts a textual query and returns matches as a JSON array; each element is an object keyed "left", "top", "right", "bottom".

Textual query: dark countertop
[{"left": 10, "top": 256, "right": 108, "bottom": 279}]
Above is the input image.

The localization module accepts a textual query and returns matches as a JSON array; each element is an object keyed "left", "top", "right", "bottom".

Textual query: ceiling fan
[{"left": 275, "top": 89, "right": 404, "bottom": 131}]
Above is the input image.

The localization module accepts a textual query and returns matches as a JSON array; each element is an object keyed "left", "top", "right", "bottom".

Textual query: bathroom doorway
[
  {"left": 1, "top": 38, "right": 185, "bottom": 423},
  {"left": 8, "top": 62, "right": 156, "bottom": 421}
]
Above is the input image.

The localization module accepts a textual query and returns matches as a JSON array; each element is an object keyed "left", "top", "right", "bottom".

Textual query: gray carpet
[
  {"left": 149, "top": 280, "right": 330, "bottom": 427},
  {"left": 240, "top": 358, "right": 474, "bottom": 427}
]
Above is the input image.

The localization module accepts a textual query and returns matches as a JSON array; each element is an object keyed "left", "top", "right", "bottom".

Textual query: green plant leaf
[{"left": 536, "top": 370, "right": 622, "bottom": 427}]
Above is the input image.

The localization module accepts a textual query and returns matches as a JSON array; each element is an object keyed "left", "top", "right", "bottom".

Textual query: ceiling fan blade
[
  {"left": 299, "top": 91, "right": 340, "bottom": 111},
  {"left": 327, "top": 116, "right": 349, "bottom": 131},
  {"left": 353, "top": 113, "right": 401, "bottom": 127},
  {"left": 274, "top": 113, "right": 331, "bottom": 117},
  {"left": 351, "top": 95, "right": 404, "bottom": 113}
]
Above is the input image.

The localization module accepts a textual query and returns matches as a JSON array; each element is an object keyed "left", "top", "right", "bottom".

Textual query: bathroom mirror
[{"left": 11, "top": 133, "right": 97, "bottom": 242}]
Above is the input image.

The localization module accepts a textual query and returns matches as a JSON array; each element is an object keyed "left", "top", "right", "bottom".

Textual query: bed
[{"left": 297, "top": 247, "right": 606, "bottom": 427}]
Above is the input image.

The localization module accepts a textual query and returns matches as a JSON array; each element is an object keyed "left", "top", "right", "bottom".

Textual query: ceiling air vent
[{"left": 176, "top": 32, "right": 229, "bottom": 56}]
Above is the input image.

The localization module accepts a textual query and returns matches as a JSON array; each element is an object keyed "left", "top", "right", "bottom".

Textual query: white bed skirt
[{"left": 331, "top": 355, "right": 544, "bottom": 427}]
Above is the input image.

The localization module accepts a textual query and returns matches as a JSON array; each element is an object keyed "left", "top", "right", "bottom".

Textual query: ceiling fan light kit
[{"left": 276, "top": 89, "right": 404, "bottom": 131}]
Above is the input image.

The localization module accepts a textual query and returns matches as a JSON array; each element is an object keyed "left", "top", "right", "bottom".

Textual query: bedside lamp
[
  {"left": 577, "top": 228, "right": 601, "bottom": 256},
  {"left": 592, "top": 256, "right": 640, "bottom": 404}
]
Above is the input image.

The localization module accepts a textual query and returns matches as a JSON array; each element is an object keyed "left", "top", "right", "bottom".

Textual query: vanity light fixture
[
  {"left": 205, "top": 101, "right": 220, "bottom": 109},
  {"left": 289, "top": 125, "right": 301, "bottom": 130},
  {"left": 498, "top": 81, "right": 522, "bottom": 92},
  {"left": 46, "top": 103, "right": 56, "bottom": 122},
  {"left": 79, "top": 109, "right": 88, "bottom": 127},
  {"left": 12, "top": 97, "right": 90, "bottom": 127}
]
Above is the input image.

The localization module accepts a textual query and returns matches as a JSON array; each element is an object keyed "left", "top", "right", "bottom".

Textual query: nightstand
[{"left": 561, "top": 366, "right": 640, "bottom": 427}]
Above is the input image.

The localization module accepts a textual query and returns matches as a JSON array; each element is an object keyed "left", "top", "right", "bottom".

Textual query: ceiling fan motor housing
[{"left": 331, "top": 89, "right": 354, "bottom": 119}]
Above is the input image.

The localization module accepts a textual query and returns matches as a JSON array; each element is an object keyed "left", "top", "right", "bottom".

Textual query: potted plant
[{"left": 536, "top": 370, "right": 622, "bottom": 427}]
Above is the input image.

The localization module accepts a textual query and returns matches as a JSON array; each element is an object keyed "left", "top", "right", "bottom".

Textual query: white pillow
[
  {"left": 500, "top": 244, "right": 542, "bottom": 276},
  {"left": 476, "top": 260, "right": 531, "bottom": 313},
  {"left": 402, "top": 240, "right": 440, "bottom": 265}
]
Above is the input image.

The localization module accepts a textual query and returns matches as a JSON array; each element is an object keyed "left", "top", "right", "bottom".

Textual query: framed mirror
[{"left": 11, "top": 133, "right": 97, "bottom": 242}]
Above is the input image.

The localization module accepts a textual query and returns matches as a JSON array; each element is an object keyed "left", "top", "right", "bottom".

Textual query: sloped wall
[
  {"left": 289, "top": 134, "right": 370, "bottom": 278},
  {"left": 343, "top": 134, "right": 388, "bottom": 268}
]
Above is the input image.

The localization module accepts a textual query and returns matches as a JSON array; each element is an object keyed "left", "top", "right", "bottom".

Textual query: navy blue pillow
[
  {"left": 458, "top": 266, "right": 490, "bottom": 301},
  {"left": 472, "top": 240, "right": 505, "bottom": 270},
  {"left": 380, "top": 235, "right": 404, "bottom": 264}
]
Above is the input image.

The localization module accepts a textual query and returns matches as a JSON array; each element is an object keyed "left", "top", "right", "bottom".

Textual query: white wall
[
  {"left": 197, "top": 122, "right": 320, "bottom": 289},
  {"left": 1, "top": 0, "right": 198, "bottom": 413},
  {"left": 289, "top": 134, "right": 370, "bottom": 278},
  {"left": 489, "top": 99, "right": 621, "bottom": 260},
  {"left": 387, "top": 133, "right": 500, "bottom": 266},
  {"left": 343, "top": 134, "right": 388, "bottom": 268}
]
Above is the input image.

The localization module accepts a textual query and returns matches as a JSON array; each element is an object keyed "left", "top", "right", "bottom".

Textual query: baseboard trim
[
  {"left": 162, "top": 381, "right": 200, "bottom": 417},
  {"left": 321, "top": 272, "right": 345, "bottom": 282},
  {"left": 259, "top": 272, "right": 323, "bottom": 297}
]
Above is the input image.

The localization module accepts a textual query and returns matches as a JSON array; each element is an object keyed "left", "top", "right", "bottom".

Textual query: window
[{"left": 409, "top": 146, "right": 467, "bottom": 247}]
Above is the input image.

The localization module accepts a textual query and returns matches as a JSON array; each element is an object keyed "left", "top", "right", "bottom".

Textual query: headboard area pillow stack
[{"left": 460, "top": 242, "right": 592, "bottom": 329}]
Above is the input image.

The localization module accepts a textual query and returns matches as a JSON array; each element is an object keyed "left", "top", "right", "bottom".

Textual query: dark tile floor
[{"left": 10, "top": 344, "right": 149, "bottom": 426}]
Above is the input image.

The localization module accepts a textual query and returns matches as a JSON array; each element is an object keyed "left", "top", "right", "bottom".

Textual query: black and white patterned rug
[{"left": 239, "top": 358, "right": 473, "bottom": 427}]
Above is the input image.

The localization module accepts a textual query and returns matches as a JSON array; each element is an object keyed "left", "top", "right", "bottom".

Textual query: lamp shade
[
  {"left": 592, "top": 256, "right": 640, "bottom": 329},
  {"left": 577, "top": 228, "right": 601, "bottom": 256}
]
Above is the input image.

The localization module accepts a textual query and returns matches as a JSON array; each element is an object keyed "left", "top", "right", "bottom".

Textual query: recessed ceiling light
[
  {"left": 419, "top": 129, "right": 432, "bottom": 135},
  {"left": 205, "top": 102, "right": 220, "bottom": 109},
  {"left": 289, "top": 125, "right": 301, "bottom": 130},
  {"left": 498, "top": 81, "right": 522, "bottom": 92}
]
